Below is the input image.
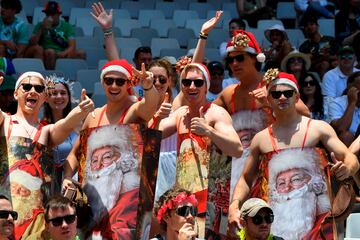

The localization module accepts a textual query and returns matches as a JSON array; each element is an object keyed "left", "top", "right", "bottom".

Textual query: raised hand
[
  {"left": 132, "top": 63, "right": 154, "bottom": 91},
  {"left": 155, "top": 93, "right": 172, "bottom": 120},
  {"left": 249, "top": 85, "right": 268, "bottom": 106},
  {"left": 178, "top": 222, "right": 197, "bottom": 240},
  {"left": 191, "top": 106, "right": 211, "bottom": 136},
  {"left": 79, "top": 89, "right": 95, "bottom": 116},
  {"left": 330, "top": 152, "right": 351, "bottom": 181},
  {"left": 200, "top": 10, "right": 223, "bottom": 35},
  {"left": 91, "top": 2, "right": 113, "bottom": 30}
]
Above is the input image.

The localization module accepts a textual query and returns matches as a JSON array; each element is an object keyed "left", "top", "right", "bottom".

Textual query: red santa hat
[
  {"left": 100, "top": 59, "right": 133, "bottom": 81},
  {"left": 265, "top": 70, "right": 299, "bottom": 93},
  {"left": 180, "top": 63, "right": 211, "bottom": 90},
  {"left": 226, "top": 30, "right": 266, "bottom": 63},
  {"left": 9, "top": 169, "right": 43, "bottom": 191}
]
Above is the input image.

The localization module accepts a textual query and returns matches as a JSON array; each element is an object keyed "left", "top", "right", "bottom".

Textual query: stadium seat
[
  {"left": 115, "top": 38, "right": 142, "bottom": 62},
  {"left": 120, "top": 1, "right": 142, "bottom": 19},
  {"left": 32, "top": 7, "right": 46, "bottom": 25},
  {"left": 276, "top": 2, "right": 297, "bottom": 19},
  {"left": 93, "top": 82, "right": 104, "bottom": 95},
  {"left": 189, "top": 2, "right": 216, "bottom": 19},
  {"left": 112, "top": 9, "right": 131, "bottom": 20},
  {"left": 160, "top": 48, "right": 188, "bottom": 59},
  {"left": 69, "top": 8, "right": 90, "bottom": 25},
  {"left": 222, "top": 3, "right": 238, "bottom": 19},
  {"left": 346, "top": 213, "right": 360, "bottom": 238},
  {"left": 75, "top": 36, "right": 101, "bottom": 49},
  {"left": 71, "top": 81, "right": 83, "bottom": 102},
  {"left": 39, "top": 70, "right": 65, "bottom": 79},
  {"left": 150, "top": 19, "right": 176, "bottom": 38},
  {"left": 151, "top": 38, "right": 180, "bottom": 58},
  {"left": 185, "top": 19, "right": 206, "bottom": 36},
  {"left": 131, "top": 28, "right": 159, "bottom": 47},
  {"left": 84, "top": 0, "right": 119, "bottom": 9},
  {"left": 208, "top": 29, "right": 228, "bottom": 48},
  {"left": 257, "top": 20, "right": 284, "bottom": 30},
  {"left": 205, "top": 48, "right": 222, "bottom": 61},
  {"left": 98, "top": 59, "right": 107, "bottom": 70},
  {"left": 187, "top": 38, "right": 216, "bottom": 49},
  {"left": 55, "top": 59, "right": 88, "bottom": 81},
  {"left": 83, "top": 47, "right": 107, "bottom": 69},
  {"left": 286, "top": 29, "right": 305, "bottom": 48},
  {"left": 21, "top": 0, "right": 38, "bottom": 18},
  {"left": 76, "top": 16, "right": 98, "bottom": 36},
  {"left": 318, "top": 19, "right": 335, "bottom": 37},
  {"left": 13, "top": 58, "right": 45, "bottom": 73},
  {"left": 155, "top": 2, "right": 182, "bottom": 19},
  {"left": 93, "top": 26, "right": 121, "bottom": 41},
  {"left": 74, "top": 27, "right": 84, "bottom": 37},
  {"left": 168, "top": 28, "right": 196, "bottom": 48},
  {"left": 114, "top": 19, "right": 141, "bottom": 37},
  {"left": 138, "top": 10, "right": 165, "bottom": 27},
  {"left": 173, "top": 10, "right": 199, "bottom": 28},
  {"left": 77, "top": 69, "right": 101, "bottom": 95},
  {"left": 92, "top": 94, "right": 107, "bottom": 107}
]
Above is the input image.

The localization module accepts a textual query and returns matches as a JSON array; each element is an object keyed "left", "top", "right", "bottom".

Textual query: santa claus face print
[
  {"left": 275, "top": 168, "right": 311, "bottom": 194},
  {"left": 90, "top": 146, "right": 121, "bottom": 171}
]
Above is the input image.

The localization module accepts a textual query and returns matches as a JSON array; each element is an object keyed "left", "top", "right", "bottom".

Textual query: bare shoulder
[
  {"left": 207, "top": 104, "right": 231, "bottom": 119},
  {"left": 310, "top": 119, "right": 334, "bottom": 134},
  {"left": 213, "top": 84, "right": 237, "bottom": 109},
  {"left": 84, "top": 107, "right": 104, "bottom": 129}
]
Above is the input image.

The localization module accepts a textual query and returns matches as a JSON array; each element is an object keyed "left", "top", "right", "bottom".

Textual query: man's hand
[
  {"left": 91, "top": 2, "right": 113, "bottom": 30},
  {"left": 56, "top": 51, "right": 68, "bottom": 58},
  {"left": 249, "top": 85, "right": 268, "bottom": 106},
  {"left": 178, "top": 223, "right": 197, "bottom": 240},
  {"left": 200, "top": 10, "right": 223, "bottom": 35},
  {"left": 132, "top": 63, "right": 154, "bottom": 90},
  {"left": 41, "top": 16, "right": 52, "bottom": 29},
  {"left": 347, "top": 86, "right": 359, "bottom": 105},
  {"left": 191, "top": 106, "right": 211, "bottom": 136},
  {"left": 78, "top": 89, "right": 95, "bottom": 115},
  {"left": 330, "top": 152, "right": 351, "bottom": 181}
]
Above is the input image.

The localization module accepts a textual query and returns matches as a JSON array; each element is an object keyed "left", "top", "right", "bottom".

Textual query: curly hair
[{"left": 153, "top": 187, "right": 193, "bottom": 231}]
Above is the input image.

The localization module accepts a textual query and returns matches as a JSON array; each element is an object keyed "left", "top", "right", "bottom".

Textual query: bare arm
[
  {"left": 350, "top": 135, "right": 360, "bottom": 154},
  {"left": 192, "top": 11, "right": 222, "bottom": 63},
  {"left": 158, "top": 110, "right": 178, "bottom": 139},
  {"left": 296, "top": 98, "right": 310, "bottom": 117},
  {"left": 91, "top": 2, "right": 119, "bottom": 60},
  {"left": 48, "top": 89, "right": 94, "bottom": 147}
]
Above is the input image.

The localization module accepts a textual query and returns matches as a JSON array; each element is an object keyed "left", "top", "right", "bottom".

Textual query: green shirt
[{"left": 33, "top": 19, "right": 75, "bottom": 52}]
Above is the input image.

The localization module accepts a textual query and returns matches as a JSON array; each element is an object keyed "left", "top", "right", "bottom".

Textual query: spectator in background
[
  {"left": 0, "top": 0, "right": 28, "bottom": 58},
  {"left": 42, "top": 76, "right": 79, "bottom": 192},
  {"left": 219, "top": 18, "right": 246, "bottom": 58},
  {"left": 206, "top": 61, "right": 224, "bottom": 102},
  {"left": 329, "top": 71, "right": 360, "bottom": 146},
  {"left": 281, "top": 50, "right": 311, "bottom": 82},
  {"left": 299, "top": 15, "right": 338, "bottom": 78},
  {"left": 0, "top": 195, "right": 17, "bottom": 240},
  {"left": 295, "top": 0, "right": 335, "bottom": 26},
  {"left": 335, "top": 0, "right": 360, "bottom": 43},
  {"left": 235, "top": 0, "right": 274, "bottom": 28},
  {"left": 0, "top": 56, "right": 16, "bottom": 114},
  {"left": 133, "top": 46, "right": 153, "bottom": 97},
  {"left": 263, "top": 24, "right": 292, "bottom": 71},
  {"left": 25, "top": 1, "right": 85, "bottom": 70},
  {"left": 44, "top": 195, "right": 79, "bottom": 240},
  {"left": 322, "top": 45, "right": 359, "bottom": 115},
  {"left": 299, "top": 72, "right": 327, "bottom": 121}
]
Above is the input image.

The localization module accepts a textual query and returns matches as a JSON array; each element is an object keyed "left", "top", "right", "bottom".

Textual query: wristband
[
  {"left": 199, "top": 31, "right": 208, "bottom": 40},
  {"left": 143, "top": 85, "right": 153, "bottom": 91}
]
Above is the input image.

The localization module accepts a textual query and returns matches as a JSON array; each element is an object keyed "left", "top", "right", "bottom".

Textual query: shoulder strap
[
  {"left": 118, "top": 106, "right": 130, "bottom": 124},
  {"left": 268, "top": 125, "right": 279, "bottom": 153},
  {"left": 301, "top": 119, "right": 312, "bottom": 150},
  {"left": 7, "top": 114, "right": 12, "bottom": 140}
]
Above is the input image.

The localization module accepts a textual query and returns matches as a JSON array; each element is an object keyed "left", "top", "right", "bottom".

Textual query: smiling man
[
  {"left": 229, "top": 70, "right": 359, "bottom": 239},
  {"left": 0, "top": 195, "right": 17, "bottom": 240}
]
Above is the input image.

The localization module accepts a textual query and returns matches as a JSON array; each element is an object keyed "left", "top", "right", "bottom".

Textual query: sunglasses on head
[
  {"left": 153, "top": 75, "right": 167, "bottom": 85},
  {"left": 226, "top": 54, "right": 246, "bottom": 64},
  {"left": 103, "top": 77, "right": 127, "bottom": 87},
  {"left": 270, "top": 90, "right": 295, "bottom": 99},
  {"left": 301, "top": 80, "right": 316, "bottom": 87},
  {"left": 21, "top": 83, "right": 45, "bottom": 93},
  {"left": 0, "top": 210, "right": 18, "bottom": 220},
  {"left": 251, "top": 213, "right": 274, "bottom": 225},
  {"left": 176, "top": 205, "right": 198, "bottom": 218},
  {"left": 48, "top": 214, "right": 76, "bottom": 227},
  {"left": 181, "top": 79, "right": 205, "bottom": 88}
]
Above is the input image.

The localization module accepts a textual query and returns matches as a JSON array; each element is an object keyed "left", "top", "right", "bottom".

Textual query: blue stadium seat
[
  {"left": 346, "top": 213, "right": 360, "bottom": 238},
  {"left": 13, "top": 58, "right": 45, "bottom": 73},
  {"left": 168, "top": 28, "right": 196, "bottom": 48},
  {"left": 138, "top": 10, "right": 165, "bottom": 27},
  {"left": 185, "top": 19, "right": 206, "bottom": 36},
  {"left": 77, "top": 69, "right": 101, "bottom": 95},
  {"left": 55, "top": 59, "right": 88, "bottom": 81},
  {"left": 114, "top": 19, "right": 141, "bottom": 37},
  {"left": 155, "top": 2, "right": 182, "bottom": 19},
  {"left": 318, "top": 19, "right": 335, "bottom": 37},
  {"left": 150, "top": 19, "right": 176, "bottom": 38},
  {"left": 173, "top": 10, "right": 199, "bottom": 28},
  {"left": 131, "top": 28, "right": 159, "bottom": 47},
  {"left": 151, "top": 38, "right": 180, "bottom": 57},
  {"left": 277, "top": 2, "right": 297, "bottom": 19},
  {"left": 189, "top": 2, "right": 216, "bottom": 19}
]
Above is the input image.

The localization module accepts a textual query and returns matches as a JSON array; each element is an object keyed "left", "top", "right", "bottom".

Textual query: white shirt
[
  {"left": 295, "top": 0, "right": 328, "bottom": 11},
  {"left": 219, "top": 41, "right": 228, "bottom": 59},
  {"left": 328, "top": 95, "right": 360, "bottom": 135},
  {"left": 222, "top": 77, "right": 239, "bottom": 89},
  {"left": 206, "top": 91, "right": 220, "bottom": 102}
]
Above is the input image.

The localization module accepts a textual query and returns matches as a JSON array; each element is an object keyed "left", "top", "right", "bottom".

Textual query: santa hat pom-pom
[{"left": 256, "top": 53, "right": 266, "bottom": 63}]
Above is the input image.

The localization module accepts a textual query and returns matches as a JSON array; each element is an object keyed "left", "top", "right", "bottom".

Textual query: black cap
[{"left": 42, "top": 1, "right": 62, "bottom": 14}]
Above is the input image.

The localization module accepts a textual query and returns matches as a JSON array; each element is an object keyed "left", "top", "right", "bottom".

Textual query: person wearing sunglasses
[
  {"left": 152, "top": 188, "right": 200, "bottom": 240},
  {"left": 0, "top": 195, "right": 17, "bottom": 240},
  {"left": 44, "top": 195, "right": 79, "bottom": 240},
  {"left": 230, "top": 70, "right": 359, "bottom": 239},
  {"left": 238, "top": 198, "right": 283, "bottom": 240}
]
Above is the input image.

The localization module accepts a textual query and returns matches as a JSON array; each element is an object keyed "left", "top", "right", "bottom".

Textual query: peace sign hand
[{"left": 132, "top": 63, "right": 154, "bottom": 91}]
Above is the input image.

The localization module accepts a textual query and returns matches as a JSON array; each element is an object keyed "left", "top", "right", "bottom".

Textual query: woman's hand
[
  {"left": 91, "top": 2, "right": 113, "bottom": 30},
  {"left": 200, "top": 10, "right": 223, "bottom": 35}
]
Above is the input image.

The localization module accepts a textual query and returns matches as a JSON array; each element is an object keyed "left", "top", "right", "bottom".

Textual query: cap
[
  {"left": 337, "top": 45, "right": 354, "bottom": 55},
  {"left": 240, "top": 198, "right": 273, "bottom": 218},
  {"left": 264, "top": 24, "right": 287, "bottom": 42},
  {"left": 207, "top": 61, "right": 224, "bottom": 73},
  {"left": 42, "top": 1, "right": 62, "bottom": 14}
]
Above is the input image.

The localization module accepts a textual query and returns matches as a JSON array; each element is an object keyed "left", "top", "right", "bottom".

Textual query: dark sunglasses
[
  {"left": 251, "top": 214, "right": 274, "bottom": 225},
  {"left": 181, "top": 79, "right": 205, "bottom": 88},
  {"left": 339, "top": 54, "right": 353, "bottom": 60},
  {"left": 226, "top": 54, "right": 246, "bottom": 64},
  {"left": 103, "top": 77, "right": 127, "bottom": 87},
  {"left": 48, "top": 214, "right": 76, "bottom": 227},
  {"left": 0, "top": 210, "right": 18, "bottom": 220},
  {"left": 288, "top": 57, "right": 303, "bottom": 64},
  {"left": 301, "top": 80, "right": 316, "bottom": 87},
  {"left": 153, "top": 75, "right": 167, "bottom": 85},
  {"left": 176, "top": 205, "right": 198, "bottom": 217},
  {"left": 21, "top": 83, "right": 45, "bottom": 93},
  {"left": 270, "top": 90, "right": 295, "bottom": 99}
]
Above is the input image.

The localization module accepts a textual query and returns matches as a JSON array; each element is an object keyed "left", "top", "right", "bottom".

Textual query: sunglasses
[
  {"left": 153, "top": 75, "right": 167, "bottom": 85},
  {"left": 0, "top": 210, "right": 18, "bottom": 220},
  {"left": 181, "top": 79, "right": 205, "bottom": 88},
  {"left": 225, "top": 54, "right": 246, "bottom": 64},
  {"left": 103, "top": 77, "right": 127, "bottom": 87},
  {"left": 48, "top": 214, "right": 76, "bottom": 227},
  {"left": 288, "top": 57, "right": 303, "bottom": 64},
  {"left": 301, "top": 80, "right": 316, "bottom": 87},
  {"left": 339, "top": 54, "right": 353, "bottom": 60},
  {"left": 176, "top": 205, "right": 198, "bottom": 218},
  {"left": 251, "top": 214, "right": 274, "bottom": 225},
  {"left": 21, "top": 83, "right": 45, "bottom": 93},
  {"left": 270, "top": 90, "right": 295, "bottom": 99}
]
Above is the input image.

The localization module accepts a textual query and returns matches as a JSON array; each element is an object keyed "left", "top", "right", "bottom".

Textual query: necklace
[{"left": 15, "top": 116, "right": 39, "bottom": 139}]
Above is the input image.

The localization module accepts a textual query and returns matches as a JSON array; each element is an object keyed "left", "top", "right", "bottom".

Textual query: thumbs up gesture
[
  {"left": 154, "top": 92, "right": 172, "bottom": 120},
  {"left": 132, "top": 63, "right": 154, "bottom": 91},
  {"left": 190, "top": 106, "right": 211, "bottom": 136},
  {"left": 329, "top": 152, "right": 351, "bottom": 181},
  {"left": 78, "top": 89, "right": 95, "bottom": 116}
]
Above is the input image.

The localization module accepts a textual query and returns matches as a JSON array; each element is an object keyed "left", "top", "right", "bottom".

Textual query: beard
[
  {"left": 12, "top": 190, "right": 41, "bottom": 226},
  {"left": 230, "top": 148, "right": 249, "bottom": 199},
  {"left": 270, "top": 184, "right": 317, "bottom": 240},
  {"left": 84, "top": 161, "right": 124, "bottom": 223}
]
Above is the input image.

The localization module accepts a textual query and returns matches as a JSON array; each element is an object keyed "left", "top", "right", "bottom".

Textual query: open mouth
[
  {"left": 108, "top": 90, "right": 120, "bottom": 96},
  {"left": 25, "top": 97, "right": 38, "bottom": 108}
]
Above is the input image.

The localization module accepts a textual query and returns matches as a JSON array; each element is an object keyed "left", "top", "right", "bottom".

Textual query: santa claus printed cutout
[
  {"left": 0, "top": 136, "right": 54, "bottom": 240},
  {"left": 77, "top": 124, "right": 161, "bottom": 240}
]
